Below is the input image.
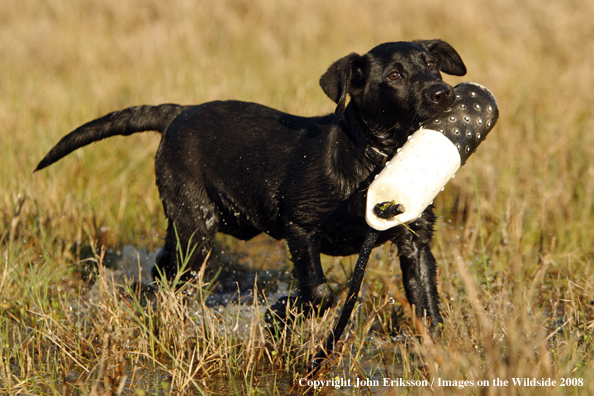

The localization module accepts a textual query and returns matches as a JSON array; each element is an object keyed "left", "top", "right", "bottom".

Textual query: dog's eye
[
  {"left": 427, "top": 61, "right": 436, "bottom": 70},
  {"left": 388, "top": 72, "right": 402, "bottom": 80}
]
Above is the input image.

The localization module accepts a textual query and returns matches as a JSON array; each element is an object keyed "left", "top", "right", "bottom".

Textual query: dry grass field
[{"left": 2, "top": 0, "right": 594, "bottom": 394}]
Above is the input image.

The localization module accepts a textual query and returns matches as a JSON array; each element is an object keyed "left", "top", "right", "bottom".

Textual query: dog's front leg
[
  {"left": 287, "top": 232, "right": 334, "bottom": 314},
  {"left": 394, "top": 210, "right": 443, "bottom": 333}
]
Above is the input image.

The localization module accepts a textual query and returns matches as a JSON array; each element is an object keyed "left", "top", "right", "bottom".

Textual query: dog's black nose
[{"left": 429, "top": 86, "right": 453, "bottom": 106}]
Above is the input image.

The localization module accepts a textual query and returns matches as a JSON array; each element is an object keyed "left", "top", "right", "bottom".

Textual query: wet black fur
[{"left": 35, "top": 40, "right": 466, "bottom": 331}]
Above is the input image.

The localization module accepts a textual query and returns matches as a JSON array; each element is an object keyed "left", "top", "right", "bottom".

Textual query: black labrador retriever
[{"left": 36, "top": 39, "right": 466, "bottom": 331}]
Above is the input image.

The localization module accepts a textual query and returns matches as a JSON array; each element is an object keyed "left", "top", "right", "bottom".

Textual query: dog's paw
[
  {"left": 307, "top": 283, "right": 335, "bottom": 315},
  {"left": 265, "top": 285, "right": 335, "bottom": 335}
]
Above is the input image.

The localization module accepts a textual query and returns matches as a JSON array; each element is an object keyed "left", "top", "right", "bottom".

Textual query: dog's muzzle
[{"left": 365, "top": 82, "right": 499, "bottom": 230}]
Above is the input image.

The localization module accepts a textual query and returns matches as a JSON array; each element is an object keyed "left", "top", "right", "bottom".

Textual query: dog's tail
[{"left": 35, "top": 104, "right": 186, "bottom": 172}]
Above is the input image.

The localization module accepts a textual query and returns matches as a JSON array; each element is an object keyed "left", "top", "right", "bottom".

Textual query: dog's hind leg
[
  {"left": 153, "top": 214, "right": 218, "bottom": 283},
  {"left": 152, "top": 172, "right": 219, "bottom": 283},
  {"left": 393, "top": 207, "right": 443, "bottom": 333}
]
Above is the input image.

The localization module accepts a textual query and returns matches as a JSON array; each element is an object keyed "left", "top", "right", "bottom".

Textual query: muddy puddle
[
  {"left": 93, "top": 244, "right": 296, "bottom": 339},
  {"left": 79, "top": 244, "right": 411, "bottom": 395}
]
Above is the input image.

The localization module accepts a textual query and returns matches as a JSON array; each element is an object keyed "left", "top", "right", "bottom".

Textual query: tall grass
[{"left": 2, "top": 0, "right": 594, "bottom": 394}]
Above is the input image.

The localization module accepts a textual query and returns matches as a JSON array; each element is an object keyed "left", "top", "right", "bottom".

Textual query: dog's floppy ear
[
  {"left": 320, "top": 53, "right": 365, "bottom": 115},
  {"left": 414, "top": 39, "right": 467, "bottom": 76}
]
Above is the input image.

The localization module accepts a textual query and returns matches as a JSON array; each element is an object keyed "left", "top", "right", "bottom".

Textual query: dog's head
[{"left": 320, "top": 39, "right": 466, "bottom": 149}]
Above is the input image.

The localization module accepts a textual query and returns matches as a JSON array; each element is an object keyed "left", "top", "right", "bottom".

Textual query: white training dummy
[{"left": 366, "top": 82, "right": 499, "bottom": 230}]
